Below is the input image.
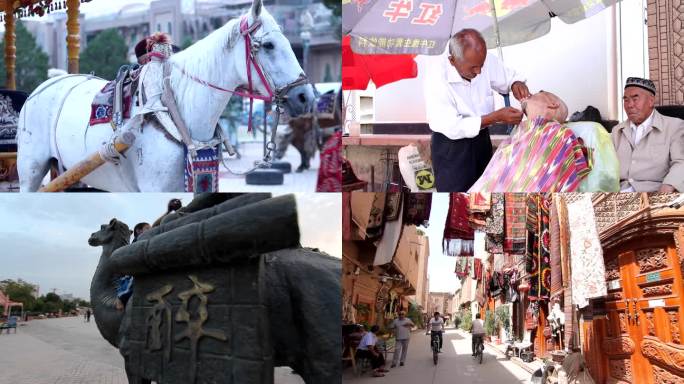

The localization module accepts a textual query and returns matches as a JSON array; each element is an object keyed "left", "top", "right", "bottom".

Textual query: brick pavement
[{"left": 0, "top": 316, "right": 304, "bottom": 383}]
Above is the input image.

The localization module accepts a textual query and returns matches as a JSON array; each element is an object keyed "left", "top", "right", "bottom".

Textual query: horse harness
[{"left": 169, "top": 15, "right": 310, "bottom": 171}]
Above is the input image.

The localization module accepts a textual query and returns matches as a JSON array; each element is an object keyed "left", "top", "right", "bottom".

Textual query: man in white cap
[{"left": 611, "top": 77, "right": 684, "bottom": 192}]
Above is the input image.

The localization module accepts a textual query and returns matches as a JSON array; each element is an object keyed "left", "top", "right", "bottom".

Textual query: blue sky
[{"left": 0, "top": 193, "right": 340, "bottom": 300}]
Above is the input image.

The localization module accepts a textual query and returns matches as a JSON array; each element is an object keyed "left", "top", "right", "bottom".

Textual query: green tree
[
  {"left": 44, "top": 292, "right": 62, "bottom": 303},
  {"left": 80, "top": 29, "right": 129, "bottom": 80},
  {"left": 323, "top": 0, "right": 340, "bottom": 16},
  {"left": 322, "top": 0, "right": 342, "bottom": 39},
  {"left": 459, "top": 308, "right": 472, "bottom": 332},
  {"left": 33, "top": 298, "right": 45, "bottom": 313},
  {"left": 0, "top": 279, "right": 37, "bottom": 311},
  {"left": 62, "top": 300, "right": 77, "bottom": 314},
  {"left": 407, "top": 301, "right": 423, "bottom": 329},
  {"left": 38, "top": 293, "right": 63, "bottom": 314},
  {"left": 0, "top": 21, "right": 49, "bottom": 93},
  {"left": 181, "top": 36, "right": 194, "bottom": 50},
  {"left": 323, "top": 63, "right": 333, "bottom": 83},
  {"left": 43, "top": 301, "right": 60, "bottom": 314},
  {"left": 484, "top": 310, "right": 496, "bottom": 337}
]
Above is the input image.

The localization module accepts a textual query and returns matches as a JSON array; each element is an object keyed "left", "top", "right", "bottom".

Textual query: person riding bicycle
[
  {"left": 471, "top": 313, "right": 486, "bottom": 356},
  {"left": 427, "top": 311, "right": 445, "bottom": 353}
]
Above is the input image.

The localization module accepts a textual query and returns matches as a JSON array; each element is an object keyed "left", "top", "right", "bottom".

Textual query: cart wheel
[{"left": 246, "top": 169, "right": 284, "bottom": 185}]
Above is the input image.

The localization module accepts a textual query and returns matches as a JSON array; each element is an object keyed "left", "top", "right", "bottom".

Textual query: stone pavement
[
  {"left": 342, "top": 327, "right": 531, "bottom": 383},
  {"left": 0, "top": 316, "right": 304, "bottom": 383},
  {"left": 219, "top": 136, "right": 320, "bottom": 193}
]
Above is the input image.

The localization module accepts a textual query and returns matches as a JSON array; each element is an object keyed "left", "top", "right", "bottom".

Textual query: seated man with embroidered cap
[
  {"left": 468, "top": 91, "right": 594, "bottom": 192},
  {"left": 612, "top": 77, "right": 684, "bottom": 192}
]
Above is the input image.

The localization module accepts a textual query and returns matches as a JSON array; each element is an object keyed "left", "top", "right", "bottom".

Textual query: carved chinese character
[
  {"left": 175, "top": 275, "right": 227, "bottom": 384},
  {"left": 383, "top": 0, "right": 413, "bottom": 23},
  {"left": 145, "top": 284, "right": 174, "bottom": 362}
]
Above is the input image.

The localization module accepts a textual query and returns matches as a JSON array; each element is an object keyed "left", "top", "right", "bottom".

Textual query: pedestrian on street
[
  {"left": 427, "top": 312, "right": 445, "bottom": 352},
  {"left": 390, "top": 311, "right": 415, "bottom": 368},
  {"left": 86, "top": 309, "right": 91, "bottom": 323},
  {"left": 356, "top": 325, "right": 389, "bottom": 377}
]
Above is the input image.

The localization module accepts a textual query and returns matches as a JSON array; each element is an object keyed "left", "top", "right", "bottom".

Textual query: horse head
[
  {"left": 233, "top": 0, "right": 315, "bottom": 117},
  {"left": 88, "top": 218, "right": 132, "bottom": 249}
]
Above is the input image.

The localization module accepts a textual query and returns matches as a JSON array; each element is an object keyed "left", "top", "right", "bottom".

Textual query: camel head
[{"left": 88, "top": 218, "right": 132, "bottom": 248}]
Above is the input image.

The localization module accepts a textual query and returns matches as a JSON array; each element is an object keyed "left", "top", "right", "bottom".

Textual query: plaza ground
[
  {"left": 0, "top": 316, "right": 305, "bottom": 383},
  {"left": 219, "top": 127, "right": 320, "bottom": 192}
]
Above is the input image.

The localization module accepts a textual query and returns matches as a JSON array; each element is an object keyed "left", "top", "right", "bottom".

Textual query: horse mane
[
  {"left": 169, "top": 8, "right": 280, "bottom": 81},
  {"left": 170, "top": 17, "right": 240, "bottom": 76}
]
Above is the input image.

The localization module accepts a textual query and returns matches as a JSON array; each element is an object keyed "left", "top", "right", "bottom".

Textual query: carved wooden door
[{"left": 603, "top": 234, "right": 684, "bottom": 384}]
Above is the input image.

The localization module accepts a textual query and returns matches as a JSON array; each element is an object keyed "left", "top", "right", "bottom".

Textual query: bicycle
[
  {"left": 473, "top": 334, "right": 484, "bottom": 364},
  {"left": 431, "top": 332, "right": 440, "bottom": 365}
]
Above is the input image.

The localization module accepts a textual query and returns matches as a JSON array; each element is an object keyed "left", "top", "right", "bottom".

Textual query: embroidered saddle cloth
[{"left": 89, "top": 67, "right": 141, "bottom": 126}]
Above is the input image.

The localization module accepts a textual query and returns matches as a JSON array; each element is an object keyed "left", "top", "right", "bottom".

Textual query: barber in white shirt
[{"left": 424, "top": 29, "right": 530, "bottom": 191}]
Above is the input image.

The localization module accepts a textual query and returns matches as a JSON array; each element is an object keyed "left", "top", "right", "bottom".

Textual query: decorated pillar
[
  {"left": 647, "top": 0, "right": 684, "bottom": 105},
  {"left": 4, "top": 2, "right": 16, "bottom": 90},
  {"left": 66, "top": 0, "right": 80, "bottom": 74}
]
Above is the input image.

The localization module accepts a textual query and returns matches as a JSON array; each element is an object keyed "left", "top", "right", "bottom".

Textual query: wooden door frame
[{"left": 600, "top": 216, "right": 684, "bottom": 382}]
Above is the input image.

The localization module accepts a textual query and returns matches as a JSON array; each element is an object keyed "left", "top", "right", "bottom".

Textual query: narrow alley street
[{"left": 343, "top": 327, "right": 531, "bottom": 383}]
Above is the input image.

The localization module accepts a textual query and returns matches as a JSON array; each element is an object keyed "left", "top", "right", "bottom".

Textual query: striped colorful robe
[{"left": 469, "top": 117, "right": 590, "bottom": 192}]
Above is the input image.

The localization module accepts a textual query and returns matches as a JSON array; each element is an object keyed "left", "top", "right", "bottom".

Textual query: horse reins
[{"left": 172, "top": 15, "right": 310, "bottom": 171}]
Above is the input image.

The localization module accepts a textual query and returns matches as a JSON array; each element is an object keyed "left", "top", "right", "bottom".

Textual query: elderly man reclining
[{"left": 469, "top": 91, "right": 620, "bottom": 192}]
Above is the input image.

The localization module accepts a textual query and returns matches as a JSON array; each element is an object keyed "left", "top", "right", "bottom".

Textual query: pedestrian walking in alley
[
  {"left": 356, "top": 325, "right": 389, "bottom": 377},
  {"left": 427, "top": 312, "right": 445, "bottom": 352},
  {"left": 86, "top": 309, "right": 91, "bottom": 323},
  {"left": 471, "top": 313, "right": 485, "bottom": 356},
  {"left": 390, "top": 311, "right": 415, "bottom": 367}
]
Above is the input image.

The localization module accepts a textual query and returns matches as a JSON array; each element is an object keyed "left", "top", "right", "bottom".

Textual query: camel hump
[{"left": 110, "top": 194, "right": 300, "bottom": 275}]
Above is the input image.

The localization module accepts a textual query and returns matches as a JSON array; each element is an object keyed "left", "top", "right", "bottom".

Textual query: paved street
[
  {"left": 219, "top": 130, "right": 320, "bottom": 192},
  {"left": 0, "top": 317, "right": 304, "bottom": 383},
  {"left": 343, "top": 328, "right": 530, "bottom": 384}
]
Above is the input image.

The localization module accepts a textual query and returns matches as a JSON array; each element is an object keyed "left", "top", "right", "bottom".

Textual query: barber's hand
[
  {"left": 659, "top": 184, "right": 676, "bottom": 193},
  {"left": 511, "top": 81, "right": 531, "bottom": 101},
  {"left": 495, "top": 107, "right": 524, "bottom": 125}
]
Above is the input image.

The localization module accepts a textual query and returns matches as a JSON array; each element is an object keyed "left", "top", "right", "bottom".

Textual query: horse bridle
[
  {"left": 238, "top": 15, "right": 309, "bottom": 159},
  {"left": 173, "top": 15, "right": 309, "bottom": 165}
]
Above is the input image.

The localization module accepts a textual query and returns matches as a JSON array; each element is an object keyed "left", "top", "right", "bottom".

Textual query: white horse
[{"left": 17, "top": 0, "right": 314, "bottom": 192}]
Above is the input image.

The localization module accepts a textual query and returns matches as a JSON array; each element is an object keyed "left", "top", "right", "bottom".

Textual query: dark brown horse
[{"left": 276, "top": 87, "right": 341, "bottom": 172}]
